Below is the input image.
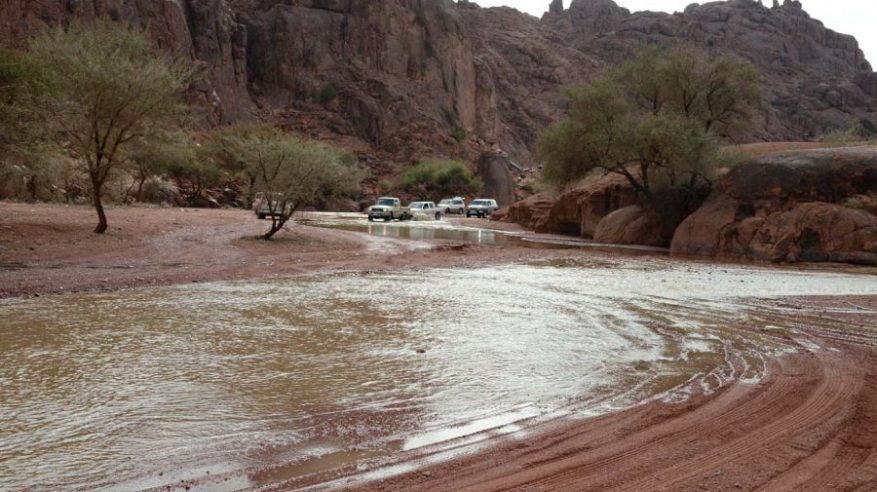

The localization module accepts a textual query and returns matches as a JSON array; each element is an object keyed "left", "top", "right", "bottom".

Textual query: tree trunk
[
  {"left": 136, "top": 174, "right": 147, "bottom": 202},
  {"left": 92, "top": 180, "right": 108, "bottom": 234},
  {"left": 263, "top": 222, "right": 283, "bottom": 240},
  {"left": 263, "top": 216, "right": 290, "bottom": 240}
]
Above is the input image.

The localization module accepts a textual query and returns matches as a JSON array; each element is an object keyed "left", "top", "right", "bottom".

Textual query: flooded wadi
[{"left": 1, "top": 245, "right": 875, "bottom": 491}]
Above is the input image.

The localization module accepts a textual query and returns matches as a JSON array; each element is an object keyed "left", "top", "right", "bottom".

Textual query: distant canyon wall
[{"left": 2, "top": 0, "right": 875, "bottom": 174}]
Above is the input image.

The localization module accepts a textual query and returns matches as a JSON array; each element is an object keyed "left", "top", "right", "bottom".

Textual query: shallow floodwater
[{"left": 1, "top": 257, "right": 875, "bottom": 491}]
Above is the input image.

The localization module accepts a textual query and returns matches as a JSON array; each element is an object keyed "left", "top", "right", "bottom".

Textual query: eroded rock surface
[
  {"left": 2, "top": 0, "right": 874, "bottom": 177},
  {"left": 671, "top": 147, "right": 877, "bottom": 264},
  {"left": 593, "top": 205, "right": 666, "bottom": 247}
]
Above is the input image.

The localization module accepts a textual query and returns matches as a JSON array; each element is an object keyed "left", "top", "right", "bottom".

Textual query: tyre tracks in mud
[{"left": 350, "top": 304, "right": 877, "bottom": 492}]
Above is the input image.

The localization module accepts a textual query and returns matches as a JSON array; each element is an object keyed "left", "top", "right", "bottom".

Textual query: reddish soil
[
  {"left": 340, "top": 297, "right": 877, "bottom": 492},
  {"left": 0, "top": 202, "right": 549, "bottom": 298},
  {"left": 2, "top": 202, "right": 876, "bottom": 491}
]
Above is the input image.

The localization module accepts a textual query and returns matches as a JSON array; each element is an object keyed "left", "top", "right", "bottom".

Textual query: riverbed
[{"left": 2, "top": 244, "right": 875, "bottom": 490}]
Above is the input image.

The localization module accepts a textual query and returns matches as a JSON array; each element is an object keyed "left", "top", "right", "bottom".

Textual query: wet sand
[
  {"left": 0, "top": 203, "right": 555, "bottom": 299},
  {"left": 2, "top": 202, "right": 876, "bottom": 491},
  {"left": 335, "top": 299, "right": 877, "bottom": 492}
]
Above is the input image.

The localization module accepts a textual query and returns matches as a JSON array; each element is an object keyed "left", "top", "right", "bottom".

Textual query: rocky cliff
[{"left": 2, "top": 0, "right": 875, "bottom": 190}]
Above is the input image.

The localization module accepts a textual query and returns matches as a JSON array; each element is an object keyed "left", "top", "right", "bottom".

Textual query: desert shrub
[
  {"left": 400, "top": 159, "right": 482, "bottom": 201},
  {"left": 164, "top": 154, "right": 223, "bottom": 207},
  {"left": 319, "top": 83, "right": 337, "bottom": 104},
  {"left": 451, "top": 125, "right": 466, "bottom": 142},
  {"left": 201, "top": 124, "right": 365, "bottom": 239},
  {"left": 819, "top": 121, "right": 871, "bottom": 145}
]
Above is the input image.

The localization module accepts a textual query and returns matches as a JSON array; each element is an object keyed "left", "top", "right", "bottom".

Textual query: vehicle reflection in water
[
  {"left": 2, "top": 257, "right": 876, "bottom": 491},
  {"left": 361, "top": 222, "right": 500, "bottom": 244},
  {"left": 299, "top": 212, "right": 667, "bottom": 252}
]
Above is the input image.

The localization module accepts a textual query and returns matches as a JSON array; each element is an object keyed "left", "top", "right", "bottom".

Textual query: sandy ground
[
  {"left": 0, "top": 202, "right": 554, "bottom": 298},
  {"left": 2, "top": 202, "right": 876, "bottom": 491}
]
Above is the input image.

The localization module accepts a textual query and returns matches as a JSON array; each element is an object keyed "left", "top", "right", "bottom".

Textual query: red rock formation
[
  {"left": 538, "top": 173, "right": 639, "bottom": 237},
  {"left": 670, "top": 147, "right": 877, "bottom": 264},
  {"left": 593, "top": 205, "right": 666, "bottom": 247},
  {"left": 492, "top": 193, "right": 556, "bottom": 229},
  {"left": 1, "top": 0, "right": 875, "bottom": 181}
]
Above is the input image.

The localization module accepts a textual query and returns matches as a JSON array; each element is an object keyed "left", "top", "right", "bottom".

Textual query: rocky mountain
[{"left": 2, "top": 0, "right": 875, "bottom": 199}]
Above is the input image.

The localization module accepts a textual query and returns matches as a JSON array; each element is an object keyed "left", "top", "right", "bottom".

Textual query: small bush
[
  {"left": 400, "top": 159, "right": 482, "bottom": 201},
  {"left": 451, "top": 125, "right": 466, "bottom": 142},
  {"left": 319, "top": 83, "right": 337, "bottom": 104},
  {"left": 819, "top": 122, "right": 870, "bottom": 145}
]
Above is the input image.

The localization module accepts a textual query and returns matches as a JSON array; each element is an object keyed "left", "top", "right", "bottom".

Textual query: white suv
[
  {"left": 437, "top": 197, "right": 466, "bottom": 215},
  {"left": 408, "top": 201, "right": 442, "bottom": 220},
  {"left": 466, "top": 199, "right": 498, "bottom": 218}
]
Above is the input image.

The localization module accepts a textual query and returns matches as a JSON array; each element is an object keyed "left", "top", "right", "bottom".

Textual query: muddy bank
[
  {"left": 2, "top": 202, "right": 877, "bottom": 492},
  {"left": 0, "top": 203, "right": 559, "bottom": 298},
  {"left": 306, "top": 297, "right": 877, "bottom": 492}
]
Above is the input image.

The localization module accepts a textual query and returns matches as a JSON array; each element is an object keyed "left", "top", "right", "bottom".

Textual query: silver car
[{"left": 466, "top": 198, "right": 498, "bottom": 218}]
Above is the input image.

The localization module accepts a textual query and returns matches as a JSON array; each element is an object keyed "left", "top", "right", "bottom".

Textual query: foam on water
[{"left": 0, "top": 255, "right": 874, "bottom": 490}]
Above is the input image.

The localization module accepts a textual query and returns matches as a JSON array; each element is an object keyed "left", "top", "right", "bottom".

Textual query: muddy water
[{"left": 1, "top": 258, "right": 875, "bottom": 491}]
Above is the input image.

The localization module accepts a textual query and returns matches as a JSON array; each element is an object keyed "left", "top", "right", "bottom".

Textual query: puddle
[
  {"left": 1, "top": 258, "right": 875, "bottom": 491},
  {"left": 298, "top": 212, "right": 632, "bottom": 250}
]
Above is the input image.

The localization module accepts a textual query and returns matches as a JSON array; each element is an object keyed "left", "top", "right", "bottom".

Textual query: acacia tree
[
  {"left": 539, "top": 45, "right": 761, "bottom": 214},
  {"left": 29, "top": 19, "right": 192, "bottom": 233},
  {"left": 204, "top": 124, "right": 364, "bottom": 240}
]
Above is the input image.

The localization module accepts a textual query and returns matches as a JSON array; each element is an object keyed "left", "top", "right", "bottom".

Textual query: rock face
[
  {"left": 0, "top": 0, "right": 252, "bottom": 125},
  {"left": 493, "top": 171, "right": 639, "bottom": 237},
  {"left": 537, "top": 173, "right": 639, "bottom": 237},
  {"left": 492, "top": 193, "right": 556, "bottom": 230},
  {"left": 671, "top": 147, "right": 877, "bottom": 264},
  {"left": 477, "top": 153, "right": 517, "bottom": 207},
  {"left": 594, "top": 205, "right": 666, "bottom": 247},
  {"left": 1, "top": 0, "right": 875, "bottom": 184}
]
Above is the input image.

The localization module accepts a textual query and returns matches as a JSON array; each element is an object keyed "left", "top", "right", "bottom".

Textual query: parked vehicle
[
  {"left": 408, "top": 201, "right": 442, "bottom": 220},
  {"left": 368, "top": 197, "right": 409, "bottom": 221},
  {"left": 253, "top": 192, "right": 293, "bottom": 220},
  {"left": 437, "top": 197, "right": 466, "bottom": 215},
  {"left": 466, "top": 198, "right": 499, "bottom": 218}
]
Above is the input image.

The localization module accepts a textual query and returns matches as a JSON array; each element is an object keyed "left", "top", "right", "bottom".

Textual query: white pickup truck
[
  {"left": 367, "top": 197, "right": 444, "bottom": 221},
  {"left": 368, "top": 197, "right": 409, "bottom": 221}
]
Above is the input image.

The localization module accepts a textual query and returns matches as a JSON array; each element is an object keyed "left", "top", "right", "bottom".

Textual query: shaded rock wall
[
  {"left": 0, "top": 0, "right": 252, "bottom": 125},
  {"left": 1, "top": 0, "right": 875, "bottom": 186},
  {"left": 477, "top": 153, "right": 517, "bottom": 207}
]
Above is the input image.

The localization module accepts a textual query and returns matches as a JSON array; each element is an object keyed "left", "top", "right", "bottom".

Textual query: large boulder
[
  {"left": 536, "top": 173, "right": 639, "bottom": 237},
  {"left": 671, "top": 147, "right": 877, "bottom": 264},
  {"left": 594, "top": 205, "right": 666, "bottom": 247},
  {"left": 491, "top": 193, "right": 555, "bottom": 229}
]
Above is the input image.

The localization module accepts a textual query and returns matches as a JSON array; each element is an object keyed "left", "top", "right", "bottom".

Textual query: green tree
[
  {"left": 400, "top": 159, "right": 482, "bottom": 201},
  {"left": 29, "top": 18, "right": 192, "bottom": 233},
  {"left": 540, "top": 45, "right": 761, "bottom": 213},
  {"left": 204, "top": 124, "right": 364, "bottom": 240},
  {"left": 0, "top": 46, "right": 49, "bottom": 170}
]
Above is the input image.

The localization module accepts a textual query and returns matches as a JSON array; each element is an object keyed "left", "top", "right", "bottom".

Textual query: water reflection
[
  {"left": 1, "top": 259, "right": 875, "bottom": 491},
  {"left": 330, "top": 221, "right": 505, "bottom": 245}
]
